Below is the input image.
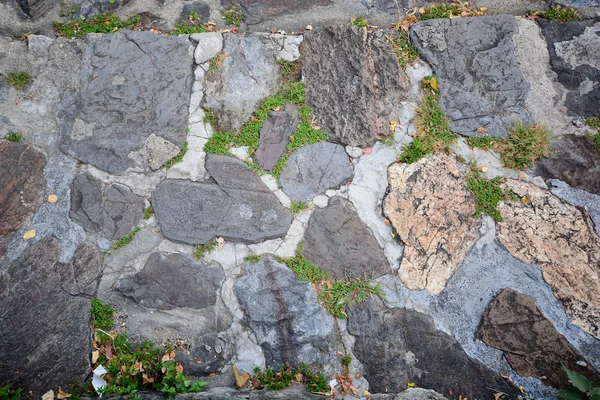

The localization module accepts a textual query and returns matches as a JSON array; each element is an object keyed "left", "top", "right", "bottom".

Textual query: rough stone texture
[
  {"left": 59, "top": 31, "right": 193, "bottom": 174},
  {"left": 549, "top": 179, "right": 600, "bottom": 237},
  {"left": 477, "top": 288, "right": 600, "bottom": 388},
  {"left": 194, "top": 32, "right": 224, "bottom": 64},
  {"left": 538, "top": 19, "right": 600, "bottom": 118},
  {"left": 302, "top": 24, "right": 408, "bottom": 146},
  {"left": 204, "top": 34, "right": 281, "bottom": 133},
  {"left": 116, "top": 252, "right": 225, "bottom": 311},
  {"left": 153, "top": 155, "right": 292, "bottom": 245},
  {"left": 383, "top": 154, "right": 481, "bottom": 294},
  {"left": 497, "top": 179, "right": 600, "bottom": 339},
  {"left": 0, "top": 239, "right": 92, "bottom": 396},
  {"left": 75, "top": 0, "right": 128, "bottom": 18},
  {"left": 535, "top": 135, "right": 600, "bottom": 196},
  {"left": 0, "top": 81, "right": 9, "bottom": 104},
  {"left": 347, "top": 298, "right": 520, "bottom": 397},
  {"left": 391, "top": 388, "right": 447, "bottom": 400},
  {"left": 179, "top": 1, "right": 210, "bottom": 25},
  {"left": 236, "top": 255, "right": 341, "bottom": 374},
  {"left": 303, "top": 196, "right": 389, "bottom": 280},
  {"left": 221, "top": 0, "right": 334, "bottom": 25},
  {"left": 279, "top": 142, "right": 353, "bottom": 202},
  {"left": 410, "top": 15, "right": 531, "bottom": 138},
  {"left": 254, "top": 103, "right": 299, "bottom": 171},
  {"left": 57, "top": 243, "right": 103, "bottom": 297},
  {"left": 70, "top": 173, "right": 144, "bottom": 240},
  {"left": 0, "top": 140, "right": 47, "bottom": 257}
]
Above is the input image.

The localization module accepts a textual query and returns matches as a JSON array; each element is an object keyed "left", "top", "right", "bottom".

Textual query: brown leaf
[
  {"left": 57, "top": 388, "right": 71, "bottom": 399},
  {"left": 294, "top": 373, "right": 303, "bottom": 383},
  {"left": 143, "top": 373, "right": 155, "bottom": 385},
  {"left": 161, "top": 353, "right": 171, "bottom": 362},
  {"left": 176, "top": 362, "right": 184, "bottom": 374},
  {"left": 91, "top": 350, "right": 100, "bottom": 364},
  {"left": 476, "top": 127, "right": 488, "bottom": 133},
  {"left": 250, "top": 375, "right": 262, "bottom": 390},
  {"left": 233, "top": 365, "right": 250, "bottom": 389}
]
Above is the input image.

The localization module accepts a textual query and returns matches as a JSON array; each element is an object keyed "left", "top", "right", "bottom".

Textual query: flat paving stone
[{"left": 221, "top": 0, "right": 334, "bottom": 25}]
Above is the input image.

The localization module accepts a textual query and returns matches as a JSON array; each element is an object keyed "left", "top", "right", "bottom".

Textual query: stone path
[{"left": 1, "top": 1, "right": 600, "bottom": 399}]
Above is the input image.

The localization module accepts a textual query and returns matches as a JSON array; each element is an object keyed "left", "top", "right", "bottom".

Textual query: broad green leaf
[
  {"left": 591, "top": 395, "right": 600, "bottom": 400},
  {"left": 564, "top": 366, "right": 592, "bottom": 393},
  {"left": 556, "top": 389, "right": 585, "bottom": 400}
]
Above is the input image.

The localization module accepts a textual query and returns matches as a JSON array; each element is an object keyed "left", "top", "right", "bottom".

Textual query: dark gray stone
[
  {"left": 535, "top": 134, "right": 600, "bottom": 195},
  {"left": 538, "top": 18, "right": 600, "bottom": 118},
  {"left": 477, "top": 288, "right": 600, "bottom": 389},
  {"left": 303, "top": 196, "right": 389, "bottom": 280},
  {"left": 75, "top": 0, "right": 128, "bottom": 19},
  {"left": 0, "top": 140, "right": 47, "bottom": 257},
  {"left": 255, "top": 103, "right": 299, "bottom": 171},
  {"left": 153, "top": 155, "right": 293, "bottom": 245},
  {"left": 70, "top": 173, "right": 144, "bottom": 240},
  {"left": 220, "top": 0, "right": 333, "bottom": 25},
  {"left": 59, "top": 30, "right": 193, "bottom": 174},
  {"left": 57, "top": 243, "right": 103, "bottom": 296},
  {"left": 116, "top": 252, "right": 225, "bottom": 310},
  {"left": 279, "top": 142, "right": 353, "bottom": 202},
  {"left": 236, "top": 255, "right": 341, "bottom": 372},
  {"left": 303, "top": 24, "right": 408, "bottom": 146},
  {"left": 176, "top": 333, "right": 231, "bottom": 376},
  {"left": 204, "top": 34, "right": 282, "bottom": 133},
  {"left": 372, "top": 0, "right": 445, "bottom": 14},
  {"left": 410, "top": 15, "right": 531, "bottom": 138},
  {"left": 105, "top": 385, "right": 327, "bottom": 399},
  {"left": 179, "top": 1, "right": 210, "bottom": 24},
  {"left": 0, "top": 239, "right": 91, "bottom": 397},
  {"left": 347, "top": 298, "right": 521, "bottom": 398},
  {"left": 0, "top": 81, "right": 9, "bottom": 104}
]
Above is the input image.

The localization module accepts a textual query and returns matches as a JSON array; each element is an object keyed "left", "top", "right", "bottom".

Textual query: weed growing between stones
[
  {"left": 417, "top": 2, "right": 484, "bottom": 20},
  {"left": 220, "top": 5, "right": 243, "bottom": 27},
  {"left": 194, "top": 239, "right": 218, "bottom": 259},
  {"left": 586, "top": 117, "right": 600, "bottom": 152},
  {"left": 245, "top": 159, "right": 265, "bottom": 175},
  {"left": 0, "top": 383, "right": 22, "bottom": 400},
  {"left": 91, "top": 298, "right": 115, "bottom": 332},
  {"left": 143, "top": 206, "right": 154, "bottom": 219},
  {"left": 253, "top": 364, "right": 329, "bottom": 393},
  {"left": 277, "top": 59, "right": 300, "bottom": 80},
  {"left": 204, "top": 109, "right": 217, "bottom": 125},
  {"left": 110, "top": 226, "right": 141, "bottom": 250},
  {"left": 399, "top": 77, "right": 458, "bottom": 163},
  {"left": 352, "top": 16, "right": 369, "bottom": 28},
  {"left": 171, "top": 11, "right": 211, "bottom": 35},
  {"left": 556, "top": 365, "right": 600, "bottom": 400},
  {"left": 244, "top": 254, "right": 261, "bottom": 264},
  {"left": 387, "top": 28, "right": 419, "bottom": 69},
  {"left": 163, "top": 141, "right": 188, "bottom": 169},
  {"left": 465, "top": 135, "right": 499, "bottom": 150},
  {"left": 466, "top": 165, "right": 507, "bottom": 223},
  {"left": 54, "top": 13, "right": 141, "bottom": 38},
  {"left": 532, "top": 5, "right": 581, "bottom": 21},
  {"left": 208, "top": 54, "right": 226, "bottom": 75},
  {"left": 498, "top": 122, "right": 551, "bottom": 170},
  {"left": 3, "top": 72, "right": 33, "bottom": 90},
  {"left": 290, "top": 201, "right": 308, "bottom": 215},
  {"left": 4, "top": 132, "right": 21, "bottom": 143}
]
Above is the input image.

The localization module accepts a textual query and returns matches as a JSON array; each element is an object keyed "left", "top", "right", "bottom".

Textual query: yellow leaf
[
  {"left": 91, "top": 350, "right": 100, "bottom": 364},
  {"left": 233, "top": 365, "right": 250, "bottom": 388},
  {"left": 23, "top": 229, "right": 36, "bottom": 240},
  {"left": 430, "top": 76, "right": 438, "bottom": 90},
  {"left": 48, "top": 194, "right": 58, "bottom": 203},
  {"left": 521, "top": 196, "right": 529, "bottom": 204},
  {"left": 57, "top": 388, "right": 71, "bottom": 399},
  {"left": 407, "top": 382, "right": 416, "bottom": 388},
  {"left": 480, "top": 7, "right": 488, "bottom": 11}
]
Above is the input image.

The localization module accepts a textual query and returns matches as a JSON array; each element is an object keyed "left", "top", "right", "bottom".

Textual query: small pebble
[
  {"left": 573, "top": 119, "right": 584, "bottom": 127},
  {"left": 480, "top": 166, "right": 488, "bottom": 173},
  {"left": 23, "top": 229, "right": 36, "bottom": 240},
  {"left": 306, "top": 25, "right": 313, "bottom": 31}
]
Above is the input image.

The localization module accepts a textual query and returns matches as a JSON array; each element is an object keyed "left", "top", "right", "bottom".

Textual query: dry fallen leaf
[
  {"left": 295, "top": 372, "right": 303, "bottom": 382},
  {"left": 521, "top": 196, "right": 529, "bottom": 204},
  {"left": 91, "top": 350, "right": 100, "bottom": 364},
  {"left": 519, "top": 173, "right": 526, "bottom": 179},
  {"left": 233, "top": 365, "right": 250, "bottom": 389},
  {"left": 23, "top": 229, "right": 36, "bottom": 240},
  {"left": 216, "top": 237, "right": 225, "bottom": 249},
  {"left": 143, "top": 373, "right": 155, "bottom": 385},
  {"left": 57, "top": 388, "right": 71, "bottom": 399},
  {"left": 480, "top": 166, "right": 488, "bottom": 173},
  {"left": 42, "top": 390, "right": 54, "bottom": 400},
  {"left": 363, "top": 147, "right": 373, "bottom": 155},
  {"left": 476, "top": 127, "right": 488, "bottom": 133},
  {"left": 48, "top": 194, "right": 58, "bottom": 203},
  {"left": 176, "top": 362, "right": 184, "bottom": 374},
  {"left": 305, "top": 25, "right": 313, "bottom": 31},
  {"left": 430, "top": 76, "right": 438, "bottom": 90}
]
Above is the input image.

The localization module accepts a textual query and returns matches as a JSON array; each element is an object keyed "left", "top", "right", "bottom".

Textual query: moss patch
[
  {"left": 418, "top": 2, "right": 484, "bottom": 20},
  {"left": 466, "top": 165, "right": 507, "bottom": 223},
  {"left": 54, "top": 13, "right": 140, "bottom": 38},
  {"left": 465, "top": 135, "right": 499, "bottom": 150},
  {"left": 533, "top": 5, "right": 581, "bottom": 21},
  {"left": 110, "top": 226, "right": 141, "bottom": 250},
  {"left": 3, "top": 72, "right": 33, "bottom": 90},
  {"left": 352, "top": 15, "right": 369, "bottom": 28}
]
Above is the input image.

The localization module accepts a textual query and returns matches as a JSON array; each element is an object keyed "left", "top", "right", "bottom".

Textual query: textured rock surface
[
  {"left": 0, "top": 140, "right": 47, "bottom": 257},
  {"left": 204, "top": 34, "right": 281, "bottom": 133},
  {"left": 254, "top": 103, "right": 299, "bottom": 171},
  {"left": 0, "top": 239, "right": 92, "bottom": 396},
  {"left": 236, "top": 255, "right": 341, "bottom": 373},
  {"left": 59, "top": 31, "right": 193, "bottom": 174},
  {"left": 302, "top": 24, "right": 408, "bottom": 146},
  {"left": 303, "top": 196, "right": 390, "bottom": 280},
  {"left": 383, "top": 154, "right": 480, "bottom": 293},
  {"left": 70, "top": 173, "right": 144, "bottom": 240},
  {"left": 539, "top": 19, "right": 600, "bottom": 118},
  {"left": 497, "top": 179, "right": 600, "bottom": 339},
  {"left": 153, "top": 155, "right": 292, "bottom": 244},
  {"left": 347, "top": 298, "right": 520, "bottom": 397},
  {"left": 410, "top": 15, "right": 531, "bottom": 138},
  {"left": 477, "top": 288, "right": 600, "bottom": 388},
  {"left": 221, "top": 0, "right": 334, "bottom": 25},
  {"left": 279, "top": 142, "right": 353, "bottom": 202},
  {"left": 116, "top": 252, "right": 225, "bottom": 310},
  {"left": 535, "top": 135, "right": 600, "bottom": 196},
  {"left": 549, "top": 179, "right": 600, "bottom": 236}
]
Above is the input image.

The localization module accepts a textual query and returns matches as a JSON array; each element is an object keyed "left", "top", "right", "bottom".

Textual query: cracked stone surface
[
  {"left": 254, "top": 103, "right": 299, "bottom": 171},
  {"left": 497, "top": 179, "right": 600, "bottom": 339},
  {"left": 383, "top": 154, "right": 481, "bottom": 294},
  {"left": 221, "top": 0, "right": 334, "bottom": 25}
]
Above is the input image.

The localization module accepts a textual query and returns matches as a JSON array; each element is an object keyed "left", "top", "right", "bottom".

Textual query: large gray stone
[
  {"left": 0, "top": 81, "right": 9, "bottom": 104},
  {"left": 279, "top": 142, "right": 353, "bottom": 202},
  {"left": 220, "top": 0, "right": 334, "bottom": 25},
  {"left": 254, "top": 103, "right": 299, "bottom": 171},
  {"left": 204, "top": 34, "right": 282, "bottom": 133},
  {"left": 410, "top": 15, "right": 531, "bottom": 138},
  {"left": 303, "top": 24, "right": 408, "bottom": 146},
  {"left": 59, "top": 30, "right": 193, "bottom": 174},
  {"left": 56, "top": 242, "right": 103, "bottom": 297},
  {"left": 0, "top": 239, "right": 92, "bottom": 397},
  {"left": 70, "top": 173, "right": 144, "bottom": 240},
  {"left": 549, "top": 179, "right": 600, "bottom": 236},
  {"left": 236, "top": 255, "right": 341, "bottom": 374},
  {"left": 303, "top": 196, "right": 389, "bottom": 280},
  {"left": 347, "top": 298, "right": 521, "bottom": 398},
  {"left": 153, "top": 155, "right": 293, "bottom": 245}
]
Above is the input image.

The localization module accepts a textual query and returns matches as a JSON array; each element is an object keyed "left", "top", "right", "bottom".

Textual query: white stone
[
  {"left": 145, "top": 134, "right": 180, "bottom": 170},
  {"left": 189, "top": 108, "right": 205, "bottom": 124},
  {"left": 345, "top": 145, "right": 363, "bottom": 158},
  {"left": 260, "top": 174, "right": 279, "bottom": 192},
  {"left": 166, "top": 136, "right": 208, "bottom": 182},
  {"left": 278, "top": 35, "right": 303, "bottom": 62},
  {"left": 248, "top": 239, "right": 283, "bottom": 255},
  {"left": 194, "top": 65, "right": 206, "bottom": 81},
  {"left": 313, "top": 195, "right": 329, "bottom": 208},
  {"left": 230, "top": 146, "right": 250, "bottom": 161},
  {"left": 274, "top": 189, "right": 292, "bottom": 208},
  {"left": 193, "top": 32, "right": 224, "bottom": 64},
  {"left": 287, "top": 219, "right": 305, "bottom": 237},
  {"left": 188, "top": 121, "right": 210, "bottom": 139}
]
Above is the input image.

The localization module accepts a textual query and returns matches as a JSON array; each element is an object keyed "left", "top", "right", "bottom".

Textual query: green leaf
[
  {"left": 556, "top": 389, "right": 585, "bottom": 400},
  {"left": 564, "top": 366, "right": 592, "bottom": 393},
  {"left": 591, "top": 387, "right": 600, "bottom": 395},
  {"left": 591, "top": 395, "right": 600, "bottom": 400}
]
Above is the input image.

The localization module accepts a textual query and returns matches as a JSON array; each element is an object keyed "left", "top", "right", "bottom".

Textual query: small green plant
[
  {"left": 556, "top": 365, "right": 600, "bottom": 400},
  {"left": 586, "top": 117, "right": 600, "bottom": 152},
  {"left": 498, "top": 122, "right": 550, "bottom": 170},
  {"left": 143, "top": 206, "right": 154, "bottom": 219},
  {"left": 418, "top": 2, "right": 483, "bottom": 20},
  {"left": 535, "top": 5, "right": 581, "bottom": 21},
  {"left": 158, "top": 360, "right": 208, "bottom": 398},
  {"left": 342, "top": 355, "right": 352, "bottom": 368},
  {"left": 253, "top": 364, "right": 329, "bottom": 393},
  {"left": 456, "top": 154, "right": 467, "bottom": 164},
  {"left": 280, "top": 242, "right": 331, "bottom": 285},
  {"left": 4, "top": 132, "right": 21, "bottom": 143},
  {"left": 164, "top": 141, "right": 188, "bottom": 169},
  {"left": 245, "top": 159, "right": 264, "bottom": 175},
  {"left": 399, "top": 77, "right": 458, "bottom": 163},
  {"left": 0, "top": 383, "right": 22, "bottom": 400},
  {"left": 244, "top": 254, "right": 261, "bottom": 264},
  {"left": 220, "top": 5, "right": 243, "bottom": 27},
  {"left": 465, "top": 135, "right": 498, "bottom": 150},
  {"left": 3, "top": 72, "right": 33, "bottom": 90},
  {"left": 318, "top": 279, "right": 383, "bottom": 319},
  {"left": 91, "top": 298, "right": 115, "bottom": 331},
  {"left": 54, "top": 13, "right": 140, "bottom": 38},
  {"left": 290, "top": 201, "right": 308, "bottom": 215},
  {"left": 466, "top": 165, "right": 506, "bottom": 223},
  {"left": 59, "top": 1, "right": 79, "bottom": 18},
  {"left": 194, "top": 239, "right": 218, "bottom": 259},
  {"left": 387, "top": 28, "right": 419, "bottom": 68},
  {"left": 171, "top": 11, "right": 210, "bottom": 34},
  {"left": 204, "top": 109, "right": 217, "bottom": 125},
  {"left": 208, "top": 53, "right": 226, "bottom": 74},
  {"left": 352, "top": 15, "right": 369, "bottom": 28},
  {"left": 278, "top": 59, "right": 298, "bottom": 80},
  {"left": 111, "top": 226, "right": 141, "bottom": 250}
]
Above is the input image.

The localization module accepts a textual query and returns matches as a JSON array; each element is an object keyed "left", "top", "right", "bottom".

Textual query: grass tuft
[
  {"left": 290, "top": 201, "right": 308, "bottom": 215},
  {"left": 465, "top": 135, "right": 499, "bottom": 150},
  {"left": 586, "top": 117, "right": 600, "bottom": 152},
  {"left": 143, "top": 206, "right": 154, "bottom": 219},
  {"left": 244, "top": 254, "right": 261, "bottom": 264},
  {"left": 54, "top": 13, "right": 140, "bottom": 38},
  {"left": 533, "top": 5, "right": 581, "bottom": 21},
  {"left": 253, "top": 364, "right": 329, "bottom": 393},
  {"left": 3, "top": 72, "right": 33, "bottom": 90},
  {"left": 208, "top": 54, "right": 226, "bottom": 74},
  {"left": 0, "top": 383, "right": 22, "bottom": 400},
  {"left": 418, "top": 2, "right": 484, "bottom": 20},
  {"left": 194, "top": 239, "right": 218, "bottom": 259},
  {"left": 4, "top": 132, "right": 21, "bottom": 143},
  {"left": 171, "top": 11, "right": 210, "bottom": 34},
  {"left": 498, "top": 122, "right": 550, "bottom": 170},
  {"left": 281, "top": 243, "right": 331, "bottom": 284},
  {"left": 352, "top": 15, "right": 369, "bottom": 28},
  {"left": 111, "top": 226, "right": 141, "bottom": 250},
  {"left": 466, "top": 165, "right": 506, "bottom": 223},
  {"left": 164, "top": 141, "right": 188, "bottom": 169},
  {"left": 220, "top": 5, "right": 243, "bottom": 27},
  {"left": 387, "top": 28, "right": 419, "bottom": 69},
  {"left": 91, "top": 298, "right": 115, "bottom": 331}
]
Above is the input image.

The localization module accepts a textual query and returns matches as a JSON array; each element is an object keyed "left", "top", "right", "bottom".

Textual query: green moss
[
  {"left": 194, "top": 239, "right": 218, "bottom": 259},
  {"left": 171, "top": 11, "right": 210, "bottom": 34},
  {"left": 278, "top": 59, "right": 299, "bottom": 80},
  {"left": 244, "top": 254, "right": 261, "bottom": 264},
  {"left": 3, "top": 72, "right": 33, "bottom": 90},
  {"left": 164, "top": 141, "right": 188, "bottom": 169},
  {"left": 91, "top": 298, "right": 115, "bottom": 331},
  {"left": 387, "top": 28, "right": 420, "bottom": 69},
  {"left": 465, "top": 135, "right": 499, "bottom": 150},
  {"left": 399, "top": 77, "right": 458, "bottom": 163},
  {"left": 143, "top": 206, "right": 154, "bottom": 219},
  {"left": 220, "top": 5, "right": 243, "bottom": 27},
  {"left": 245, "top": 159, "right": 265, "bottom": 175},
  {"left": 4, "top": 132, "right": 21, "bottom": 143},
  {"left": 290, "top": 201, "right": 308, "bottom": 215},
  {"left": 498, "top": 122, "right": 551, "bottom": 170},
  {"left": 54, "top": 13, "right": 140, "bottom": 38},
  {"left": 536, "top": 5, "right": 581, "bottom": 21},
  {"left": 466, "top": 166, "right": 507, "bottom": 223},
  {"left": 352, "top": 15, "right": 369, "bottom": 28},
  {"left": 254, "top": 364, "right": 329, "bottom": 393},
  {"left": 0, "top": 383, "right": 22, "bottom": 400},
  {"left": 111, "top": 226, "right": 141, "bottom": 250}
]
